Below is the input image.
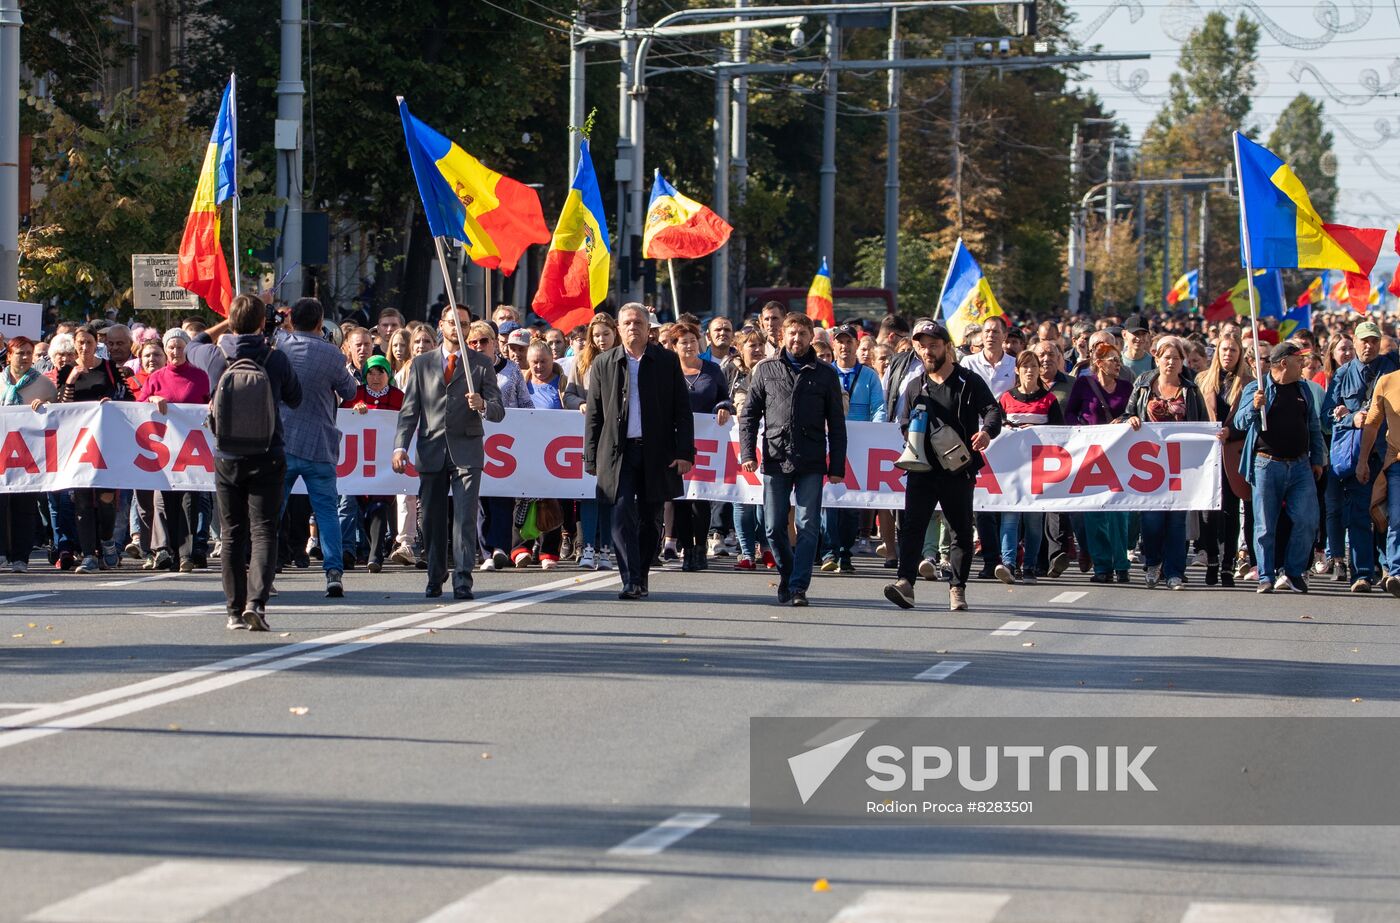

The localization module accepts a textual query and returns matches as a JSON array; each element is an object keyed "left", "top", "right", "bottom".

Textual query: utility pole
[
  {"left": 1136, "top": 187, "right": 1146, "bottom": 310},
  {"left": 818, "top": 16, "right": 839, "bottom": 277},
  {"left": 0, "top": 0, "right": 20, "bottom": 300},
  {"left": 274, "top": 0, "right": 304, "bottom": 304},
  {"left": 616, "top": 0, "right": 637, "bottom": 304},
  {"left": 1066, "top": 122, "right": 1080, "bottom": 312},
  {"left": 882, "top": 9, "right": 901, "bottom": 303},
  {"left": 1104, "top": 138, "right": 1115, "bottom": 251},
  {"left": 1180, "top": 193, "right": 1190, "bottom": 285},
  {"left": 711, "top": 56, "right": 730, "bottom": 315},
  {"left": 730, "top": 0, "right": 750, "bottom": 320},
  {"left": 1161, "top": 186, "right": 1171, "bottom": 307},
  {"left": 568, "top": 10, "right": 586, "bottom": 183},
  {"left": 949, "top": 40, "right": 963, "bottom": 231},
  {"left": 1197, "top": 190, "right": 1208, "bottom": 305}
]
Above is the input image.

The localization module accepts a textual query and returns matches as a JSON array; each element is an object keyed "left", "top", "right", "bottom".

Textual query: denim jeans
[
  {"left": 733, "top": 502, "right": 763, "bottom": 558},
  {"left": 763, "top": 471, "right": 824, "bottom": 594},
  {"left": 820, "top": 508, "right": 857, "bottom": 563},
  {"left": 579, "top": 498, "right": 615, "bottom": 551},
  {"left": 338, "top": 493, "right": 363, "bottom": 563},
  {"left": 282, "top": 452, "right": 344, "bottom": 575},
  {"left": 1140, "top": 510, "right": 1188, "bottom": 581},
  {"left": 999, "top": 512, "right": 1045, "bottom": 571},
  {"left": 1252, "top": 455, "right": 1319, "bottom": 582},
  {"left": 1384, "top": 463, "right": 1400, "bottom": 578},
  {"left": 1325, "top": 470, "right": 1374, "bottom": 581}
]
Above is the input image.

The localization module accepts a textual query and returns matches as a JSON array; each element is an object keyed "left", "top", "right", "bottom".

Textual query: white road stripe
[
  {"left": 1049, "top": 591, "right": 1087, "bottom": 604},
  {"left": 914, "top": 661, "right": 970, "bottom": 681},
  {"left": 0, "top": 573, "right": 619, "bottom": 749},
  {"left": 990, "top": 620, "right": 1035, "bottom": 636},
  {"left": 607, "top": 812, "right": 720, "bottom": 856},
  {"left": 98, "top": 573, "right": 186, "bottom": 588},
  {"left": 0, "top": 592, "right": 59, "bottom": 606},
  {"left": 417, "top": 874, "right": 647, "bottom": 923},
  {"left": 804, "top": 718, "right": 880, "bottom": 748},
  {"left": 1180, "top": 903, "right": 1334, "bottom": 923},
  {"left": 829, "top": 889, "right": 1011, "bottom": 923},
  {"left": 26, "top": 860, "right": 303, "bottom": 923},
  {"left": 146, "top": 603, "right": 363, "bottom": 619},
  {"left": 1, "top": 570, "right": 615, "bottom": 731},
  {"left": 0, "top": 703, "right": 53, "bottom": 710}
]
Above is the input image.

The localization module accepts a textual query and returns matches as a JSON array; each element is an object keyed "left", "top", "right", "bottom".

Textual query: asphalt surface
[{"left": 1, "top": 550, "right": 1398, "bottom": 922}]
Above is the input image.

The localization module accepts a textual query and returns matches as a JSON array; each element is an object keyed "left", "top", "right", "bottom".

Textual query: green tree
[
  {"left": 851, "top": 233, "right": 940, "bottom": 314},
  {"left": 1158, "top": 12, "right": 1260, "bottom": 128},
  {"left": 1268, "top": 94, "right": 1337, "bottom": 221},
  {"left": 21, "top": 74, "right": 276, "bottom": 314},
  {"left": 16, "top": 0, "right": 130, "bottom": 130}
]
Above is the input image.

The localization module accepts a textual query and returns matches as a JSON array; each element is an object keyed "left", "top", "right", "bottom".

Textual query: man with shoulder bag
[{"left": 884, "top": 319, "right": 1002, "bottom": 612}]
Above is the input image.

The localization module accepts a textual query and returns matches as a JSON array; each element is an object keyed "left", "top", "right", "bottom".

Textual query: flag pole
[
  {"left": 1232, "top": 131, "right": 1267, "bottom": 430},
  {"left": 667, "top": 258, "right": 681, "bottom": 317},
  {"left": 229, "top": 72, "right": 242, "bottom": 297},
  {"left": 432, "top": 233, "right": 476, "bottom": 398}
]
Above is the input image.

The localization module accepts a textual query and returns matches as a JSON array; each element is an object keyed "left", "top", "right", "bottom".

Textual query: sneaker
[
  {"left": 1189, "top": 551, "right": 1208, "bottom": 568},
  {"left": 724, "top": 532, "right": 739, "bottom": 554},
  {"left": 325, "top": 569, "right": 344, "bottom": 598},
  {"left": 934, "top": 559, "right": 954, "bottom": 582},
  {"left": 1127, "top": 550, "right": 1143, "bottom": 565},
  {"left": 1021, "top": 572, "right": 1038, "bottom": 585},
  {"left": 141, "top": 555, "right": 157, "bottom": 571},
  {"left": 479, "top": 555, "right": 498, "bottom": 572},
  {"left": 1144, "top": 564, "right": 1161, "bottom": 588},
  {"left": 994, "top": 563, "right": 1016, "bottom": 585},
  {"left": 511, "top": 548, "right": 533, "bottom": 568},
  {"left": 1078, "top": 552, "right": 1093, "bottom": 573},
  {"left": 74, "top": 555, "right": 100, "bottom": 575},
  {"left": 1166, "top": 577, "right": 1184, "bottom": 590},
  {"left": 55, "top": 551, "right": 74, "bottom": 571},
  {"left": 178, "top": 558, "right": 195, "bottom": 574},
  {"left": 367, "top": 559, "right": 383, "bottom": 573},
  {"left": 1048, "top": 552, "right": 1070, "bottom": 578},
  {"left": 244, "top": 605, "right": 270, "bottom": 632},
  {"left": 579, "top": 544, "right": 596, "bottom": 569},
  {"left": 101, "top": 540, "right": 119, "bottom": 568},
  {"left": 791, "top": 591, "right": 809, "bottom": 607},
  {"left": 597, "top": 549, "right": 614, "bottom": 571},
  {"left": 210, "top": 541, "right": 223, "bottom": 560},
  {"left": 853, "top": 538, "right": 872, "bottom": 555},
  {"left": 949, "top": 586, "right": 968, "bottom": 611},
  {"left": 540, "top": 557, "right": 558, "bottom": 571},
  {"left": 1386, "top": 576, "right": 1400, "bottom": 599},
  {"left": 1313, "top": 556, "right": 1336, "bottom": 576},
  {"left": 761, "top": 549, "right": 776, "bottom": 569},
  {"left": 9, "top": 560, "right": 26, "bottom": 574},
  {"left": 389, "top": 544, "right": 416, "bottom": 567},
  {"left": 884, "top": 579, "right": 915, "bottom": 609},
  {"left": 1274, "top": 573, "right": 1304, "bottom": 594},
  {"left": 918, "top": 558, "right": 937, "bottom": 580},
  {"left": 876, "top": 542, "right": 889, "bottom": 558},
  {"left": 837, "top": 559, "right": 855, "bottom": 575},
  {"left": 1089, "top": 572, "right": 1112, "bottom": 584},
  {"left": 1352, "top": 578, "right": 1372, "bottom": 593},
  {"left": 1334, "top": 561, "right": 1350, "bottom": 583},
  {"left": 708, "top": 534, "right": 726, "bottom": 557},
  {"left": 820, "top": 557, "right": 840, "bottom": 573},
  {"left": 1115, "top": 570, "right": 1130, "bottom": 584},
  {"left": 123, "top": 541, "right": 142, "bottom": 560},
  {"left": 883, "top": 558, "right": 899, "bottom": 569},
  {"left": 736, "top": 555, "right": 755, "bottom": 571},
  {"left": 153, "top": 549, "right": 174, "bottom": 572},
  {"left": 560, "top": 534, "right": 575, "bottom": 561},
  {"left": 1257, "top": 579, "right": 1275, "bottom": 594},
  {"left": 226, "top": 612, "right": 249, "bottom": 630},
  {"left": 662, "top": 543, "right": 679, "bottom": 563},
  {"left": 1244, "top": 566, "right": 1259, "bottom": 583}
]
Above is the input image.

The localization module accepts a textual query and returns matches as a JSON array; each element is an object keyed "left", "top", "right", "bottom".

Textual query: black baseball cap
[
  {"left": 1269, "top": 341, "right": 1303, "bottom": 363},
  {"left": 1123, "top": 314, "right": 1149, "bottom": 334},
  {"left": 833, "top": 324, "right": 860, "bottom": 341},
  {"left": 911, "top": 319, "right": 952, "bottom": 343}
]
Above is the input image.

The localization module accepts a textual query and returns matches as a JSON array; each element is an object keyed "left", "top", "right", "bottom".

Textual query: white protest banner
[
  {"left": 131, "top": 254, "right": 200, "bottom": 311},
  {"left": 0, "top": 405, "right": 1220, "bottom": 511},
  {"left": 0, "top": 300, "right": 43, "bottom": 339}
]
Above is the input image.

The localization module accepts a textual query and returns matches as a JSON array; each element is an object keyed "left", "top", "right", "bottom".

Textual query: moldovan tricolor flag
[
  {"left": 938, "top": 238, "right": 1003, "bottom": 336},
  {"left": 1165, "top": 270, "right": 1198, "bottom": 306},
  {"left": 398, "top": 98, "right": 550, "bottom": 275},
  {"left": 533, "top": 140, "right": 610, "bottom": 332},
  {"left": 806, "top": 258, "right": 834, "bottom": 328},
  {"left": 642, "top": 170, "right": 732, "bottom": 260},
  {"left": 177, "top": 76, "right": 236, "bottom": 316}
]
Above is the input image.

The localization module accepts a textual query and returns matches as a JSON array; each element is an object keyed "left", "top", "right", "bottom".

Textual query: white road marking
[
  {"left": 416, "top": 874, "right": 647, "bottom": 923},
  {"left": 829, "top": 889, "right": 1011, "bottom": 922},
  {"left": 914, "top": 661, "right": 970, "bottom": 681},
  {"left": 0, "top": 592, "right": 59, "bottom": 606},
  {"left": 0, "top": 572, "right": 618, "bottom": 749},
  {"left": 607, "top": 812, "right": 720, "bottom": 857},
  {"left": 1180, "top": 903, "right": 1334, "bottom": 923},
  {"left": 146, "top": 604, "right": 362, "bottom": 619},
  {"left": 98, "top": 573, "right": 186, "bottom": 588},
  {"left": 804, "top": 718, "right": 880, "bottom": 748},
  {"left": 990, "top": 620, "right": 1035, "bottom": 636},
  {"left": 1049, "top": 591, "right": 1087, "bottom": 604},
  {"left": 26, "top": 860, "right": 303, "bottom": 923},
  {"left": 0, "top": 703, "right": 53, "bottom": 710}
]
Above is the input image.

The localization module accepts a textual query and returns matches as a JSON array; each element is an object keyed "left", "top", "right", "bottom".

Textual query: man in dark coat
[
  {"left": 393, "top": 304, "right": 505, "bottom": 600},
  {"left": 585, "top": 303, "right": 696, "bottom": 600}
]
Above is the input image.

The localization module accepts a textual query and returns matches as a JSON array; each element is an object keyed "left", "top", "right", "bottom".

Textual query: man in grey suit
[{"left": 392, "top": 304, "right": 505, "bottom": 599}]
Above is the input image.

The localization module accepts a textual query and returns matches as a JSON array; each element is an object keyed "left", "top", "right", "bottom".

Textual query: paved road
[{"left": 1, "top": 553, "right": 1397, "bottom": 922}]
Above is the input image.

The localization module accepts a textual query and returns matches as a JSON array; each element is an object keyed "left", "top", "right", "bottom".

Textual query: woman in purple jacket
[{"left": 1065, "top": 343, "right": 1134, "bottom": 584}]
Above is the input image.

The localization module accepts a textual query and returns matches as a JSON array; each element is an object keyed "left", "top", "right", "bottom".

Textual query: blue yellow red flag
[
  {"left": 398, "top": 98, "right": 550, "bottom": 276},
  {"left": 178, "top": 77, "right": 236, "bottom": 316},
  {"left": 533, "top": 140, "right": 611, "bottom": 332},
  {"left": 937, "top": 239, "right": 1003, "bottom": 336},
  {"left": 806, "top": 258, "right": 834, "bottom": 328},
  {"left": 1204, "top": 270, "right": 1282, "bottom": 323},
  {"left": 1166, "top": 270, "right": 1198, "bottom": 306},
  {"left": 642, "top": 170, "right": 732, "bottom": 260},
  {"left": 1295, "top": 275, "right": 1323, "bottom": 308}
]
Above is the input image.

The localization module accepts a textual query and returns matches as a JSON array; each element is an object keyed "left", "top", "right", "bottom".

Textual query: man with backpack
[
  {"left": 276, "top": 297, "right": 360, "bottom": 598},
  {"left": 210, "top": 294, "right": 302, "bottom": 631}
]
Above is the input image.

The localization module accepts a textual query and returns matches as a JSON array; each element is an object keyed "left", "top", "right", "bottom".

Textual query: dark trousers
[
  {"left": 154, "top": 490, "right": 198, "bottom": 560},
  {"left": 673, "top": 499, "right": 711, "bottom": 553},
  {"left": 612, "top": 440, "right": 659, "bottom": 590},
  {"left": 72, "top": 488, "right": 116, "bottom": 557},
  {"left": 1203, "top": 475, "right": 1242, "bottom": 568},
  {"left": 363, "top": 496, "right": 394, "bottom": 564},
  {"left": 898, "top": 471, "right": 976, "bottom": 587},
  {"left": 975, "top": 511, "right": 999, "bottom": 573},
  {"left": 216, "top": 453, "right": 286, "bottom": 615},
  {"left": 0, "top": 493, "right": 37, "bottom": 563},
  {"left": 420, "top": 465, "right": 482, "bottom": 592}
]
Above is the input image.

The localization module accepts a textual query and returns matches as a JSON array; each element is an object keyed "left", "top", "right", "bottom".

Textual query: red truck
[{"left": 743, "top": 287, "right": 896, "bottom": 325}]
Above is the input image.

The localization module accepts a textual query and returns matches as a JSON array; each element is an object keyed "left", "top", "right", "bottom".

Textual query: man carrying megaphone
[{"left": 884, "top": 318, "right": 1003, "bottom": 613}]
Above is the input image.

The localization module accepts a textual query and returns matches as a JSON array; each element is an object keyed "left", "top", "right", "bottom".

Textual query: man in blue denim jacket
[{"left": 1235, "top": 341, "right": 1326, "bottom": 594}]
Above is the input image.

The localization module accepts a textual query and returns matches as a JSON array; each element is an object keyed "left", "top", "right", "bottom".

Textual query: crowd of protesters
[{"left": 3, "top": 290, "right": 1400, "bottom": 623}]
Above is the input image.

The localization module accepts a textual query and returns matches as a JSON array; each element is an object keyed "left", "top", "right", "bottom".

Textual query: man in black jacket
[
  {"left": 739, "top": 312, "right": 847, "bottom": 606},
  {"left": 585, "top": 303, "right": 696, "bottom": 600},
  {"left": 884, "top": 319, "right": 1003, "bottom": 613}
]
